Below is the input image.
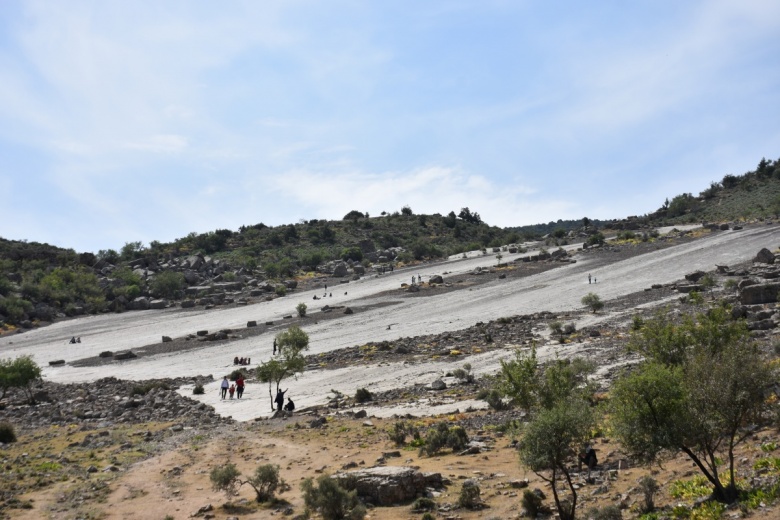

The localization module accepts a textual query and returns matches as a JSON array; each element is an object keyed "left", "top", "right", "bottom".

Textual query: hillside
[{"left": 1, "top": 156, "right": 777, "bottom": 330}]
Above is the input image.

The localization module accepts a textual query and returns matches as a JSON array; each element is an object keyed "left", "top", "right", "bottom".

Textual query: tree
[
  {"left": 495, "top": 253, "right": 503, "bottom": 266},
  {"left": 401, "top": 205, "right": 413, "bottom": 216},
  {"left": 611, "top": 311, "right": 775, "bottom": 503},
  {"left": 296, "top": 302, "right": 307, "bottom": 318},
  {"left": 343, "top": 210, "right": 364, "bottom": 222},
  {"left": 301, "top": 474, "right": 366, "bottom": 520},
  {"left": 519, "top": 398, "right": 595, "bottom": 520},
  {"left": 150, "top": 271, "right": 185, "bottom": 299},
  {"left": 256, "top": 326, "right": 309, "bottom": 411},
  {"left": 582, "top": 217, "right": 591, "bottom": 228},
  {"left": 210, "top": 462, "right": 285, "bottom": 503},
  {"left": 0, "top": 356, "right": 42, "bottom": 403},
  {"left": 581, "top": 293, "right": 604, "bottom": 313},
  {"left": 497, "top": 347, "right": 595, "bottom": 415}
]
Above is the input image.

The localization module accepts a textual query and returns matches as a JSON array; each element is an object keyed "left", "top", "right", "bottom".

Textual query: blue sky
[{"left": 1, "top": 1, "right": 779, "bottom": 253}]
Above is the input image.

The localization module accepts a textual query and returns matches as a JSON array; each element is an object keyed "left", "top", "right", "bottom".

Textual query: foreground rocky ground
[{"left": 3, "top": 225, "right": 780, "bottom": 519}]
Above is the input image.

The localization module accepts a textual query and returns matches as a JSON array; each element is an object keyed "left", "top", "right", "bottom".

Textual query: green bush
[
  {"left": 354, "top": 387, "right": 372, "bottom": 403},
  {"left": 229, "top": 369, "right": 246, "bottom": 381},
  {"left": 581, "top": 292, "right": 604, "bottom": 313},
  {"left": 388, "top": 420, "right": 419, "bottom": 446},
  {"left": 301, "top": 474, "right": 366, "bottom": 520},
  {"left": 458, "top": 479, "right": 481, "bottom": 509},
  {"left": 585, "top": 504, "right": 623, "bottom": 520},
  {"left": 297, "top": 302, "right": 307, "bottom": 318},
  {"left": 129, "top": 381, "right": 169, "bottom": 396},
  {"left": 193, "top": 384, "right": 205, "bottom": 395},
  {"left": 419, "top": 422, "right": 469, "bottom": 457},
  {"left": 411, "top": 497, "right": 436, "bottom": 512},
  {"left": 482, "top": 389, "right": 509, "bottom": 411},
  {"left": 150, "top": 271, "right": 185, "bottom": 299},
  {"left": 522, "top": 489, "right": 543, "bottom": 517},
  {"left": 275, "top": 285, "right": 287, "bottom": 297},
  {"left": 638, "top": 475, "right": 659, "bottom": 513},
  {"left": 0, "top": 421, "right": 17, "bottom": 443}
]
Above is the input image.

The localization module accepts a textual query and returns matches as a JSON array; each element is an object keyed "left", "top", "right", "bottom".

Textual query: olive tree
[
  {"left": 257, "top": 326, "right": 309, "bottom": 411},
  {"left": 0, "top": 356, "right": 42, "bottom": 403},
  {"left": 210, "top": 462, "right": 285, "bottom": 503},
  {"left": 519, "top": 398, "right": 595, "bottom": 520},
  {"left": 612, "top": 308, "right": 775, "bottom": 503},
  {"left": 581, "top": 293, "right": 604, "bottom": 313},
  {"left": 497, "top": 346, "right": 595, "bottom": 415}
]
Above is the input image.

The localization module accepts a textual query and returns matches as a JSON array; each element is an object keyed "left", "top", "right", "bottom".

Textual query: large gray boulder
[
  {"left": 149, "top": 299, "right": 167, "bottom": 310},
  {"left": 755, "top": 248, "right": 776, "bottom": 264},
  {"left": 333, "top": 262, "right": 349, "bottom": 277},
  {"left": 740, "top": 282, "right": 780, "bottom": 305},
  {"left": 429, "top": 275, "right": 444, "bottom": 284},
  {"left": 685, "top": 270, "right": 706, "bottom": 282},
  {"left": 333, "top": 466, "right": 444, "bottom": 506}
]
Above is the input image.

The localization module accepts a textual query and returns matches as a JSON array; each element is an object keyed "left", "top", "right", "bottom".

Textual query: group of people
[
  {"left": 68, "top": 336, "right": 82, "bottom": 344},
  {"left": 411, "top": 274, "right": 422, "bottom": 284},
  {"left": 588, "top": 274, "right": 598, "bottom": 284},
  {"left": 274, "top": 388, "right": 295, "bottom": 412},
  {"left": 220, "top": 374, "right": 246, "bottom": 399},
  {"left": 232, "top": 356, "right": 251, "bottom": 365}
]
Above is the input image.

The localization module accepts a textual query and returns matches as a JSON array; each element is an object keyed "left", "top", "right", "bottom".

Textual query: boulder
[
  {"left": 129, "top": 297, "right": 150, "bottom": 310},
  {"left": 247, "top": 321, "right": 257, "bottom": 328},
  {"left": 114, "top": 351, "right": 138, "bottom": 361},
  {"left": 740, "top": 283, "right": 780, "bottom": 305},
  {"left": 344, "top": 307, "right": 353, "bottom": 315},
  {"left": 685, "top": 271, "right": 706, "bottom": 282},
  {"left": 149, "top": 299, "right": 167, "bottom": 310},
  {"left": 429, "top": 275, "right": 444, "bottom": 284},
  {"left": 430, "top": 379, "right": 447, "bottom": 390},
  {"left": 333, "top": 262, "right": 349, "bottom": 277},
  {"left": 333, "top": 466, "right": 444, "bottom": 506},
  {"left": 49, "top": 360, "right": 66, "bottom": 366},
  {"left": 755, "top": 248, "right": 776, "bottom": 264},
  {"left": 161, "top": 336, "right": 172, "bottom": 343},
  {"left": 180, "top": 300, "right": 196, "bottom": 308},
  {"left": 720, "top": 223, "right": 730, "bottom": 230},
  {"left": 353, "top": 265, "right": 366, "bottom": 275}
]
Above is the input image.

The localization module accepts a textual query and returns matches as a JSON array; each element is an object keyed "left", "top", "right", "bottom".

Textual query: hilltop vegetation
[{"left": 1, "top": 155, "right": 777, "bottom": 329}]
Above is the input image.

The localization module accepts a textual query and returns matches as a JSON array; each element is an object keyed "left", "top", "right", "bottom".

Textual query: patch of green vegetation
[{"left": 669, "top": 475, "right": 712, "bottom": 500}]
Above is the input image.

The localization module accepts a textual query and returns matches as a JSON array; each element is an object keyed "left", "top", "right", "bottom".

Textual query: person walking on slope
[
  {"left": 588, "top": 274, "right": 592, "bottom": 284},
  {"left": 220, "top": 376, "right": 229, "bottom": 399},
  {"left": 236, "top": 374, "right": 245, "bottom": 399}
]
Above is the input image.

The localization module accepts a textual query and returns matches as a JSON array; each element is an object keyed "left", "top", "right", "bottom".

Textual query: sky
[{"left": 0, "top": 1, "right": 779, "bottom": 254}]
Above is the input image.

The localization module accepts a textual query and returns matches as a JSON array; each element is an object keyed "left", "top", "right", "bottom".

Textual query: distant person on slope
[
  {"left": 284, "top": 397, "right": 295, "bottom": 412},
  {"left": 275, "top": 388, "right": 288, "bottom": 411},
  {"left": 220, "top": 376, "right": 229, "bottom": 399}
]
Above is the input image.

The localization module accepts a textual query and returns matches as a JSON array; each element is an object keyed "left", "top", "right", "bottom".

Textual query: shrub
[
  {"left": 229, "top": 369, "right": 246, "bottom": 381},
  {"left": 587, "top": 232, "right": 605, "bottom": 246},
  {"left": 631, "top": 314, "right": 644, "bottom": 331},
  {"left": 296, "top": 302, "right": 307, "bottom": 318},
  {"left": 354, "top": 387, "right": 372, "bottom": 403},
  {"left": 246, "top": 464, "right": 284, "bottom": 502},
  {"left": 421, "top": 514, "right": 435, "bottom": 520},
  {"left": 301, "top": 474, "right": 366, "bottom": 520},
  {"left": 411, "top": 497, "right": 437, "bottom": 512},
  {"left": 0, "top": 421, "right": 17, "bottom": 443},
  {"left": 0, "top": 355, "right": 42, "bottom": 402},
  {"left": 581, "top": 292, "right": 604, "bottom": 313},
  {"left": 483, "top": 389, "right": 508, "bottom": 411},
  {"left": 522, "top": 489, "right": 543, "bottom": 517},
  {"left": 638, "top": 475, "right": 659, "bottom": 513},
  {"left": 275, "top": 285, "right": 287, "bottom": 297},
  {"left": 210, "top": 462, "right": 284, "bottom": 503},
  {"left": 585, "top": 505, "right": 623, "bottom": 519},
  {"left": 150, "top": 271, "right": 185, "bottom": 299},
  {"left": 458, "top": 479, "right": 481, "bottom": 509},
  {"left": 389, "top": 420, "right": 419, "bottom": 446},
  {"left": 193, "top": 384, "right": 205, "bottom": 395},
  {"left": 419, "top": 422, "right": 469, "bottom": 457}
]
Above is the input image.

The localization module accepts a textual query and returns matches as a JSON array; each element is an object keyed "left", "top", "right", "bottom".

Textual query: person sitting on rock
[
  {"left": 69, "top": 336, "right": 77, "bottom": 344},
  {"left": 233, "top": 356, "right": 239, "bottom": 365},
  {"left": 284, "top": 397, "right": 295, "bottom": 412}
]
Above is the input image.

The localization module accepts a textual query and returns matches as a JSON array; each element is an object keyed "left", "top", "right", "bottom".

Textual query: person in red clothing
[
  {"left": 229, "top": 384, "right": 235, "bottom": 399},
  {"left": 236, "top": 374, "right": 245, "bottom": 399}
]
